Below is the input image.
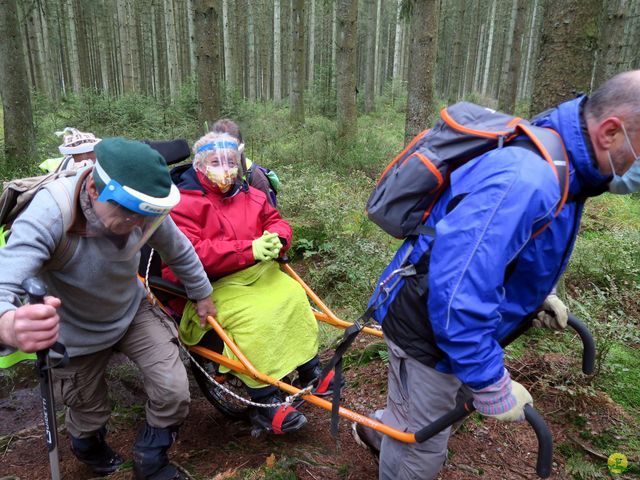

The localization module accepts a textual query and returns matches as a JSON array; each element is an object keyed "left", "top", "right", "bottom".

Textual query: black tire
[{"left": 189, "top": 330, "right": 251, "bottom": 420}]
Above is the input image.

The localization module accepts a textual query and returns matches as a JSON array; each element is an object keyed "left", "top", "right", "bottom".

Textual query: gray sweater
[{"left": 0, "top": 173, "right": 212, "bottom": 357}]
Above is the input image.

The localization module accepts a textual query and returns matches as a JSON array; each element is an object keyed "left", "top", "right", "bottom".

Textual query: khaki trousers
[{"left": 53, "top": 299, "right": 190, "bottom": 438}]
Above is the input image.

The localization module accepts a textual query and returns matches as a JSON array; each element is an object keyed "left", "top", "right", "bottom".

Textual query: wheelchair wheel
[{"left": 189, "top": 331, "right": 251, "bottom": 420}]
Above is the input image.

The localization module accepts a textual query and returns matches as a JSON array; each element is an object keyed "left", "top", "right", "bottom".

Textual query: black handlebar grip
[
  {"left": 414, "top": 398, "right": 475, "bottom": 443},
  {"left": 22, "top": 277, "right": 47, "bottom": 305},
  {"left": 567, "top": 314, "right": 596, "bottom": 375},
  {"left": 524, "top": 404, "right": 553, "bottom": 478}
]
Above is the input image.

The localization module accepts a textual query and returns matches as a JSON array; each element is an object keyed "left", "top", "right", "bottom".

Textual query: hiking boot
[
  {"left": 297, "top": 363, "right": 344, "bottom": 397},
  {"left": 133, "top": 423, "right": 189, "bottom": 480},
  {"left": 351, "top": 410, "right": 384, "bottom": 460},
  {"left": 249, "top": 392, "right": 307, "bottom": 434},
  {"left": 70, "top": 427, "right": 124, "bottom": 475}
]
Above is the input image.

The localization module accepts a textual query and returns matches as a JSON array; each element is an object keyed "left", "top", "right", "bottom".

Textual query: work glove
[
  {"left": 533, "top": 294, "right": 569, "bottom": 330},
  {"left": 472, "top": 371, "right": 533, "bottom": 422},
  {"left": 252, "top": 231, "right": 281, "bottom": 261},
  {"left": 264, "top": 230, "right": 283, "bottom": 256}
]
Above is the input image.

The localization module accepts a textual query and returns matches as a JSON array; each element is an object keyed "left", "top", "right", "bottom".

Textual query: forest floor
[{"left": 1, "top": 337, "right": 639, "bottom": 480}]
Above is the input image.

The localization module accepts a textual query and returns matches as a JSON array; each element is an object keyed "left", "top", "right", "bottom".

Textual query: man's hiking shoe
[
  {"left": 352, "top": 422, "right": 383, "bottom": 459},
  {"left": 249, "top": 393, "right": 307, "bottom": 435},
  {"left": 297, "top": 365, "right": 344, "bottom": 397},
  {"left": 352, "top": 410, "right": 384, "bottom": 460},
  {"left": 70, "top": 430, "right": 124, "bottom": 475}
]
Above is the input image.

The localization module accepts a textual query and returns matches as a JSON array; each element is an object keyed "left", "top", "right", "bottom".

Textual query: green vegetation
[{"left": 1, "top": 88, "right": 639, "bottom": 478}]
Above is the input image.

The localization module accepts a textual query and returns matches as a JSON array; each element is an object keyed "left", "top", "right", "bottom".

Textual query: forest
[{"left": 0, "top": 0, "right": 639, "bottom": 479}]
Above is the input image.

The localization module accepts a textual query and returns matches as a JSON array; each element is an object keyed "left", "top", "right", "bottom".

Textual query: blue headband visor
[{"left": 196, "top": 140, "right": 239, "bottom": 154}]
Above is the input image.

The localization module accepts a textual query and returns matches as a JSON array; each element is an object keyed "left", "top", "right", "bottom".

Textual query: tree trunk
[
  {"left": 308, "top": 0, "right": 315, "bottom": 86},
  {"left": 531, "top": 0, "right": 603, "bottom": 113},
  {"left": 0, "top": 0, "right": 36, "bottom": 167},
  {"left": 164, "top": 0, "right": 180, "bottom": 99},
  {"left": 481, "top": 0, "right": 497, "bottom": 96},
  {"left": 186, "top": 0, "right": 196, "bottom": 77},
  {"left": 392, "top": 0, "right": 402, "bottom": 83},
  {"left": 222, "top": 0, "right": 233, "bottom": 88},
  {"left": 274, "top": 0, "right": 282, "bottom": 101},
  {"left": 194, "top": 0, "right": 220, "bottom": 127},
  {"left": 363, "top": 0, "right": 377, "bottom": 113},
  {"left": 336, "top": 0, "right": 358, "bottom": 143},
  {"left": 499, "top": 0, "right": 526, "bottom": 112},
  {"left": 520, "top": 0, "right": 540, "bottom": 101},
  {"left": 331, "top": 0, "right": 337, "bottom": 89},
  {"left": 247, "top": 0, "right": 256, "bottom": 101},
  {"left": 373, "top": 0, "right": 382, "bottom": 95},
  {"left": 405, "top": 0, "right": 439, "bottom": 144},
  {"left": 593, "top": 0, "right": 635, "bottom": 87},
  {"left": 447, "top": 0, "right": 465, "bottom": 102},
  {"left": 290, "top": 0, "right": 305, "bottom": 125}
]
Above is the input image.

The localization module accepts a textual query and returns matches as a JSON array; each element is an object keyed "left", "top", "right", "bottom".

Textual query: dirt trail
[{"left": 0, "top": 350, "right": 635, "bottom": 479}]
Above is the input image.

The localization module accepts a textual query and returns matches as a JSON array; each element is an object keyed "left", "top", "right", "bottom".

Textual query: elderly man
[
  {"left": 0, "top": 138, "right": 216, "bottom": 480},
  {"left": 356, "top": 70, "right": 640, "bottom": 480}
]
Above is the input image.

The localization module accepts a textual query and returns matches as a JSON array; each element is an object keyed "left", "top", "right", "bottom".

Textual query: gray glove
[{"left": 533, "top": 294, "right": 569, "bottom": 330}]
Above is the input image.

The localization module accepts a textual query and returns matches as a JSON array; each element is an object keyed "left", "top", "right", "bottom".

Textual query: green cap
[{"left": 93, "top": 138, "right": 171, "bottom": 198}]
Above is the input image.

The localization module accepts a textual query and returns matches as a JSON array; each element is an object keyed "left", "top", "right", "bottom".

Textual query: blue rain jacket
[{"left": 370, "top": 97, "right": 611, "bottom": 390}]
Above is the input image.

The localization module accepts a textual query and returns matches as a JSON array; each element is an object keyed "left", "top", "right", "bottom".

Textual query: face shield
[
  {"left": 194, "top": 140, "right": 241, "bottom": 193},
  {"left": 90, "top": 161, "right": 181, "bottom": 260}
]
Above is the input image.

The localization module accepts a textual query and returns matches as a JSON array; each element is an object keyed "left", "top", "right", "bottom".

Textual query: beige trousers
[{"left": 52, "top": 299, "right": 190, "bottom": 438}]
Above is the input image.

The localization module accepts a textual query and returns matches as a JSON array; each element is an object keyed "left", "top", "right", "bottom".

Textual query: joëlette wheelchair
[
  {"left": 143, "top": 140, "right": 596, "bottom": 478},
  {"left": 139, "top": 245, "right": 595, "bottom": 479}
]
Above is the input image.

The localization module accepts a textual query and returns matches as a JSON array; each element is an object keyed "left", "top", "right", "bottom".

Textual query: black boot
[
  {"left": 132, "top": 422, "right": 189, "bottom": 480},
  {"left": 70, "top": 426, "right": 123, "bottom": 475}
]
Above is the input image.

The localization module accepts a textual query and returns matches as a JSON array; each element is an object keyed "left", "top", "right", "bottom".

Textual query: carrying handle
[
  {"left": 499, "top": 313, "right": 595, "bottom": 375},
  {"left": 567, "top": 314, "right": 595, "bottom": 375},
  {"left": 414, "top": 398, "right": 553, "bottom": 478}
]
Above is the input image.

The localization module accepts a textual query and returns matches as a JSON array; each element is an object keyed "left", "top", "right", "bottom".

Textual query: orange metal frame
[{"left": 160, "top": 263, "right": 417, "bottom": 443}]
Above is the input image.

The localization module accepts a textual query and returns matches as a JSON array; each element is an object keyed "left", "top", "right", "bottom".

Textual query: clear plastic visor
[{"left": 194, "top": 140, "right": 241, "bottom": 187}]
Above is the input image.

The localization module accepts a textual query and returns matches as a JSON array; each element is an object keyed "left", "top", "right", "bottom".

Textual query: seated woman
[{"left": 163, "top": 132, "right": 334, "bottom": 435}]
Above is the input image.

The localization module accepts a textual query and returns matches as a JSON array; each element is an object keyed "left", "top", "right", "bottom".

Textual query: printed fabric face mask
[{"left": 205, "top": 165, "right": 238, "bottom": 193}]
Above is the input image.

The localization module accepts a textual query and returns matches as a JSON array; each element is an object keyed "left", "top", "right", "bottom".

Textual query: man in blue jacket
[{"left": 360, "top": 70, "right": 640, "bottom": 479}]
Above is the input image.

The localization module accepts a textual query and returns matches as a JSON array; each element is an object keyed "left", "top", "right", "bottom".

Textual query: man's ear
[
  {"left": 593, "top": 117, "right": 623, "bottom": 151},
  {"left": 85, "top": 174, "right": 99, "bottom": 201}
]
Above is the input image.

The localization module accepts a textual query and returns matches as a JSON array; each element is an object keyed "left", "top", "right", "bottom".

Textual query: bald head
[
  {"left": 585, "top": 70, "right": 640, "bottom": 133},
  {"left": 584, "top": 70, "right": 640, "bottom": 178}
]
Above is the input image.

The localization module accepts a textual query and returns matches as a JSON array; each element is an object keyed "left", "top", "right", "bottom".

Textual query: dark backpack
[
  {"left": 0, "top": 169, "right": 82, "bottom": 270},
  {"left": 366, "top": 102, "right": 570, "bottom": 238}
]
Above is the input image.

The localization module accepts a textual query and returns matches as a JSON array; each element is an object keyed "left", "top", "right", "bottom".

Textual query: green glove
[
  {"left": 264, "top": 230, "right": 283, "bottom": 257},
  {"left": 252, "top": 232, "right": 280, "bottom": 261}
]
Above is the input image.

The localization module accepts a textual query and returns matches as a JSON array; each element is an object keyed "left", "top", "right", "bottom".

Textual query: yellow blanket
[{"left": 180, "top": 261, "right": 319, "bottom": 388}]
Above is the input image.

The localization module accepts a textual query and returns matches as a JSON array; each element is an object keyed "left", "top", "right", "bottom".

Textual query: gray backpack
[
  {"left": 366, "top": 102, "right": 570, "bottom": 238},
  {"left": 0, "top": 169, "right": 80, "bottom": 270}
]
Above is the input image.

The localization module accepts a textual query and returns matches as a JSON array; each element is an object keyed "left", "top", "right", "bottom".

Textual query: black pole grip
[
  {"left": 524, "top": 404, "right": 553, "bottom": 478},
  {"left": 567, "top": 314, "right": 596, "bottom": 375},
  {"left": 414, "top": 398, "right": 475, "bottom": 443},
  {"left": 22, "top": 277, "right": 47, "bottom": 305}
]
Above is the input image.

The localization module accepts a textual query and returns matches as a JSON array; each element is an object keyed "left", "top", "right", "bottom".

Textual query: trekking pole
[{"left": 22, "top": 278, "right": 61, "bottom": 480}]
